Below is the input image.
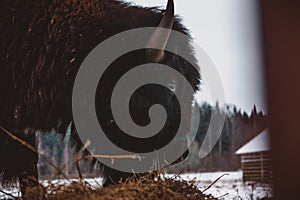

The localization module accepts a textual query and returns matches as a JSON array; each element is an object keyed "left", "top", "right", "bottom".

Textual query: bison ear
[{"left": 146, "top": 0, "right": 175, "bottom": 62}]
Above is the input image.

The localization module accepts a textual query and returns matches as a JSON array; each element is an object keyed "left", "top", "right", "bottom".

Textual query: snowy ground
[
  {"left": 165, "top": 171, "right": 273, "bottom": 200},
  {"left": 0, "top": 171, "right": 273, "bottom": 199}
]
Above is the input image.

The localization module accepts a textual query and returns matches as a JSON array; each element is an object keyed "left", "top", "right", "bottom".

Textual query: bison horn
[{"left": 146, "top": 0, "right": 175, "bottom": 62}]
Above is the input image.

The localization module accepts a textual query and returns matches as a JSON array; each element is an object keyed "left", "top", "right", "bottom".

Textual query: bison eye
[{"left": 168, "top": 80, "right": 176, "bottom": 93}]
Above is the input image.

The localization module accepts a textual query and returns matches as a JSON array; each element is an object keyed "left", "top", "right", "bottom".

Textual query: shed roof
[{"left": 235, "top": 129, "right": 271, "bottom": 155}]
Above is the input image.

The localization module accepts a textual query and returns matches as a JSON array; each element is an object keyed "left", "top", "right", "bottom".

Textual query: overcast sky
[{"left": 126, "top": 0, "right": 266, "bottom": 113}]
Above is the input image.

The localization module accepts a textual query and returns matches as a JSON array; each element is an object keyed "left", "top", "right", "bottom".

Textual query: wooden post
[{"left": 260, "top": 0, "right": 300, "bottom": 198}]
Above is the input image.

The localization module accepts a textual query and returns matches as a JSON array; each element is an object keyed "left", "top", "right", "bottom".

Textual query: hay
[
  {"left": 1, "top": 127, "right": 216, "bottom": 199},
  {"left": 23, "top": 173, "right": 216, "bottom": 200}
]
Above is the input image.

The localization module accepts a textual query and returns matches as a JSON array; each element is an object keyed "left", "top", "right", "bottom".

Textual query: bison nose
[
  {"left": 169, "top": 137, "right": 189, "bottom": 165},
  {"left": 171, "top": 149, "right": 189, "bottom": 165}
]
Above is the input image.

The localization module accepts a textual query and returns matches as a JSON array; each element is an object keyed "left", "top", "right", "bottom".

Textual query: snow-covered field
[
  {"left": 165, "top": 171, "right": 273, "bottom": 200},
  {"left": 0, "top": 171, "right": 273, "bottom": 199}
]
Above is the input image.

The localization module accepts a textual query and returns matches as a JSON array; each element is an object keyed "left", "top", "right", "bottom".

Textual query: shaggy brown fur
[{"left": 0, "top": 0, "right": 200, "bottom": 193}]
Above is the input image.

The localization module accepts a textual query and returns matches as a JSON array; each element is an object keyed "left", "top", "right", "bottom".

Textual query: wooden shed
[{"left": 236, "top": 129, "right": 272, "bottom": 182}]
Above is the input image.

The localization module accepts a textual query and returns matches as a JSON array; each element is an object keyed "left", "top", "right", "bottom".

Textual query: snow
[
  {"left": 176, "top": 171, "right": 243, "bottom": 182},
  {"left": 236, "top": 129, "right": 271, "bottom": 155},
  {"left": 165, "top": 171, "right": 273, "bottom": 200},
  {"left": 0, "top": 171, "right": 273, "bottom": 199}
]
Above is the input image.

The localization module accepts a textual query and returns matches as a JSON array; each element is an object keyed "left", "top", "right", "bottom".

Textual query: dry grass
[
  {"left": 0, "top": 125, "right": 217, "bottom": 200},
  {"left": 23, "top": 172, "right": 216, "bottom": 200}
]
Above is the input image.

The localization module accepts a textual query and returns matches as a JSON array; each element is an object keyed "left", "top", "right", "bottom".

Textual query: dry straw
[{"left": 0, "top": 125, "right": 216, "bottom": 200}]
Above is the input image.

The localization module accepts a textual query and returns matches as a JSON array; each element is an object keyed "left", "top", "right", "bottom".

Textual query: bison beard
[{"left": 0, "top": 0, "right": 200, "bottom": 194}]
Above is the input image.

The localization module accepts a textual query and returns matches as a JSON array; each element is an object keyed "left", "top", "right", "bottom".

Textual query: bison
[{"left": 0, "top": 0, "right": 200, "bottom": 195}]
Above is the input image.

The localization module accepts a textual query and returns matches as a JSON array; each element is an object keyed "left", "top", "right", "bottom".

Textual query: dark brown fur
[{"left": 0, "top": 0, "right": 200, "bottom": 191}]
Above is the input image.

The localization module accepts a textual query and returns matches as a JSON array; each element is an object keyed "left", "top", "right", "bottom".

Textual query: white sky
[{"left": 126, "top": 0, "right": 267, "bottom": 113}]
